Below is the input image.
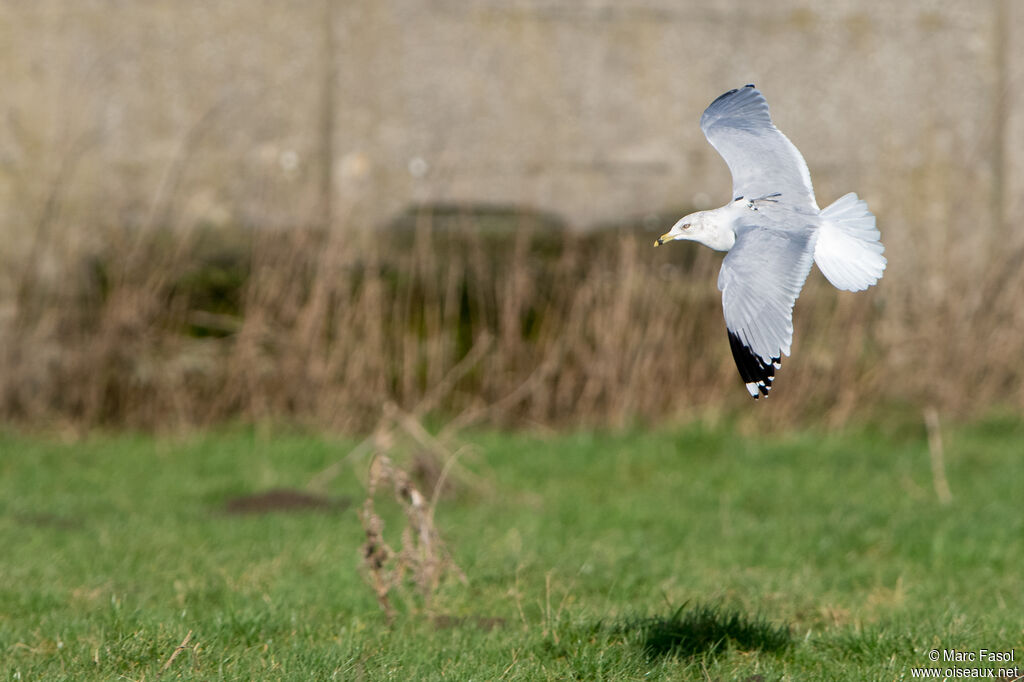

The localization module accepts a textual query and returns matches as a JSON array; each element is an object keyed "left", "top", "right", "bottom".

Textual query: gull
[{"left": 654, "top": 85, "right": 886, "bottom": 398}]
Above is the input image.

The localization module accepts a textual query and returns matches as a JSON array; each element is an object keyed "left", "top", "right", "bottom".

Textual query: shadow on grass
[{"left": 621, "top": 603, "right": 792, "bottom": 660}]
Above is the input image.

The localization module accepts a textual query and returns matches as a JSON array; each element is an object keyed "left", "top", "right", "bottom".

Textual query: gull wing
[
  {"left": 701, "top": 85, "right": 818, "bottom": 211},
  {"left": 718, "top": 223, "right": 816, "bottom": 398}
]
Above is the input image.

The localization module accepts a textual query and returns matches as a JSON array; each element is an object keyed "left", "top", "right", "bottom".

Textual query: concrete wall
[{"left": 1, "top": 1, "right": 1020, "bottom": 241}]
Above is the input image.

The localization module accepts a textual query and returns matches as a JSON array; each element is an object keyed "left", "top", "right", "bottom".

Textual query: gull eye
[{"left": 681, "top": 223, "right": 691, "bottom": 229}]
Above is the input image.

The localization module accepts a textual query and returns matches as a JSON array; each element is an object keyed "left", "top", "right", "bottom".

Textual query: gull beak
[{"left": 653, "top": 232, "right": 672, "bottom": 247}]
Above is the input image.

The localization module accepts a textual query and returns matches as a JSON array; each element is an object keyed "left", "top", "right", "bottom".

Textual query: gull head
[{"left": 654, "top": 209, "right": 735, "bottom": 252}]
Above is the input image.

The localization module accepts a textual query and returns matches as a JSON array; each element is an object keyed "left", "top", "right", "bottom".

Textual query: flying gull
[{"left": 654, "top": 84, "right": 886, "bottom": 398}]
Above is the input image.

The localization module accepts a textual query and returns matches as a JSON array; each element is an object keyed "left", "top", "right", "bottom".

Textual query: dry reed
[{"left": 2, "top": 201, "right": 1023, "bottom": 433}]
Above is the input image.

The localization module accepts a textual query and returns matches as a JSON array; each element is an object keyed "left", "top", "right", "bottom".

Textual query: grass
[{"left": 1, "top": 417, "right": 1022, "bottom": 680}]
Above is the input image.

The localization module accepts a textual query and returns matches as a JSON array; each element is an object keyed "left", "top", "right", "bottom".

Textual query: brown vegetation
[{"left": 1, "top": 198, "right": 1023, "bottom": 432}]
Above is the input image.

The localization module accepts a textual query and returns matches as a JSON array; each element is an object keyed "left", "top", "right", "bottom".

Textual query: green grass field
[{"left": 1, "top": 418, "right": 1021, "bottom": 680}]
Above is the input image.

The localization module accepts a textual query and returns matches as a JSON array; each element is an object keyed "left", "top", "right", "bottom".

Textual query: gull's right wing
[{"left": 701, "top": 85, "right": 818, "bottom": 212}]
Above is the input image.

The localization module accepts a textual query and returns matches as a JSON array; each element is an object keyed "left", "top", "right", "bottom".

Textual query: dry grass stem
[
  {"left": 159, "top": 629, "right": 193, "bottom": 675},
  {"left": 923, "top": 407, "right": 953, "bottom": 505},
  {"left": 359, "top": 453, "right": 467, "bottom": 621}
]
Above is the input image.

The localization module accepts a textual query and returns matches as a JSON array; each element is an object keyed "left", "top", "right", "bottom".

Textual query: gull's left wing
[{"left": 718, "top": 223, "right": 816, "bottom": 398}]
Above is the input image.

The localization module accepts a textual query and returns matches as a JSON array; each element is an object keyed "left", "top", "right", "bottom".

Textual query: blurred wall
[{"left": 0, "top": 1, "right": 1021, "bottom": 237}]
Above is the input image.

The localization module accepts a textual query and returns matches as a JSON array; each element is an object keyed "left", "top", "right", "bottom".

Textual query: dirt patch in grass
[
  {"left": 221, "top": 489, "right": 351, "bottom": 515},
  {"left": 431, "top": 614, "right": 507, "bottom": 632}
]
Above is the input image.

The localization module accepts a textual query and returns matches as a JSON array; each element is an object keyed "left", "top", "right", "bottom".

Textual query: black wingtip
[
  {"left": 709, "top": 88, "right": 740, "bottom": 107},
  {"left": 727, "top": 330, "right": 779, "bottom": 399},
  {"left": 709, "top": 84, "right": 759, "bottom": 109}
]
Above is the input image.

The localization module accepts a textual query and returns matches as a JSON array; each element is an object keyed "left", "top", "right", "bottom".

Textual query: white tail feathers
[{"left": 814, "top": 192, "right": 886, "bottom": 292}]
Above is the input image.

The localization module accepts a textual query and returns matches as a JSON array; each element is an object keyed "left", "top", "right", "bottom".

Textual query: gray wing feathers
[
  {"left": 700, "top": 85, "right": 817, "bottom": 210},
  {"left": 718, "top": 226, "right": 815, "bottom": 363}
]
